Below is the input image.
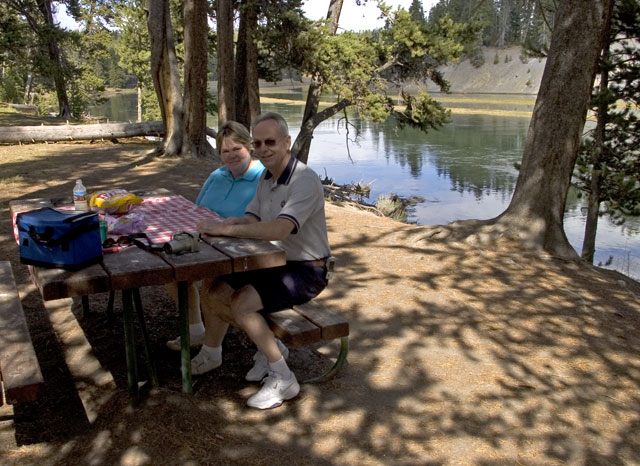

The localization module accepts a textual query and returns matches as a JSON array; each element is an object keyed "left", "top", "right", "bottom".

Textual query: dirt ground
[{"left": 1, "top": 134, "right": 640, "bottom": 465}]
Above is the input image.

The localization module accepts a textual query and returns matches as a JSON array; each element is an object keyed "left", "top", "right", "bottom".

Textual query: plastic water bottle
[{"left": 73, "top": 179, "right": 89, "bottom": 211}]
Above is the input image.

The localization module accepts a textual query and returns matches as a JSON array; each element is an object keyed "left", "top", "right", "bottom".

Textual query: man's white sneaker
[
  {"left": 245, "top": 339, "right": 289, "bottom": 382},
  {"left": 190, "top": 349, "right": 222, "bottom": 375},
  {"left": 246, "top": 371, "right": 300, "bottom": 409},
  {"left": 166, "top": 332, "right": 205, "bottom": 351}
]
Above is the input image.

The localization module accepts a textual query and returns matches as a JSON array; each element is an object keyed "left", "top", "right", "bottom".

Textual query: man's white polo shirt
[{"left": 246, "top": 155, "right": 330, "bottom": 261}]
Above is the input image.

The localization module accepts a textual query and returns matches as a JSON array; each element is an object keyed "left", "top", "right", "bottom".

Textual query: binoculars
[{"left": 164, "top": 231, "right": 200, "bottom": 255}]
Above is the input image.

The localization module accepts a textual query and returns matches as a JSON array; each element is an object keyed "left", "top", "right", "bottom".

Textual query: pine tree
[
  {"left": 575, "top": 0, "right": 640, "bottom": 263},
  {"left": 409, "top": 0, "right": 426, "bottom": 24}
]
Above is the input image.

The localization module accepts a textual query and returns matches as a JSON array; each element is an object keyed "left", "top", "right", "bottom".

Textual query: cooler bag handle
[
  {"left": 27, "top": 225, "right": 55, "bottom": 245},
  {"left": 63, "top": 210, "right": 97, "bottom": 223}
]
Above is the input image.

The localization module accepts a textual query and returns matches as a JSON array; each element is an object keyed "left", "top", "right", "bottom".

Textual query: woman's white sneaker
[
  {"left": 190, "top": 349, "right": 222, "bottom": 375},
  {"left": 246, "top": 371, "right": 300, "bottom": 409},
  {"left": 166, "top": 332, "right": 205, "bottom": 351},
  {"left": 245, "top": 339, "right": 289, "bottom": 382}
]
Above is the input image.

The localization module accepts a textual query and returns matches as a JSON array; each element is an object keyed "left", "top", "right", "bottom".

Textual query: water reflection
[{"left": 90, "top": 93, "right": 640, "bottom": 279}]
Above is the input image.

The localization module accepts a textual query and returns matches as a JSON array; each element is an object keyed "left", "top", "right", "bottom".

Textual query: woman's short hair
[
  {"left": 217, "top": 121, "right": 254, "bottom": 154},
  {"left": 251, "top": 112, "right": 289, "bottom": 138}
]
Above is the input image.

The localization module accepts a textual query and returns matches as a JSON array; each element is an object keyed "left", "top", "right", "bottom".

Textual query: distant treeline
[{"left": 417, "top": 0, "right": 554, "bottom": 57}]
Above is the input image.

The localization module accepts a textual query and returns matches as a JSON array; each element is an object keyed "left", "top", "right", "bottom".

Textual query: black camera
[{"left": 164, "top": 231, "right": 200, "bottom": 255}]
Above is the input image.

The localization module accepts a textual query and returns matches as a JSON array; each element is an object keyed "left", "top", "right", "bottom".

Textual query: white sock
[
  {"left": 189, "top": 322, "right": 205, "bottom": 336},
  {"left": 268, "top": 356, "right": 291, "bottom": 379},
  {"left": 200, "top": 344, "right": 221, "bottom": 360}
]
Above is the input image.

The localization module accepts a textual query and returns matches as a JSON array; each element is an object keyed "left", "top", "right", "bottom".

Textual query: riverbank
[{"left": 1, "top": 140, "right": 640, "bottom": 465}]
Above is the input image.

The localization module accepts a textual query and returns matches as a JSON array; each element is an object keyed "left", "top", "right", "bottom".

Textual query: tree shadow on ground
[{"left": 1, "top": 142, "right": 639, "bottom": 465}]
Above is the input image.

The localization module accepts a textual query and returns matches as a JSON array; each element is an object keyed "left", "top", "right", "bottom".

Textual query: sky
[
  {"left": 302, "top": 1, "right": 437, "bottom": 31},
  {"left": 55, "top": 1, "right": 438, "bottom": 32}
]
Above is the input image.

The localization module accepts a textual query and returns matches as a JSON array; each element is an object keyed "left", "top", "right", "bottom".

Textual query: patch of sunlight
[{"left": 0, "top": 174, "right": 24, "bottom": 186}]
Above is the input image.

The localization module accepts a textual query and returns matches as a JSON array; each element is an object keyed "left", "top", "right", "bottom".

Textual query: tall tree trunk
[
  {"left": 582, "top": 34, "right": 612, "bottom": 263},
  {"left": 497, "top": 0, "right": 510, "bottom": 47},
  {"left": 183, "top": 0, "right": 214, "bottom": 158},
  {"left": 36, "top": 0, "right": 71, "bottom": 118},
  {"left": 137, "top": 82, "right": 142, "bottom": 123},
  {"left": 244, "top": 2, "right": 260, "bottom": 127},
  {"left": 146, "top": 0, "right": 184, "bottom": 156},
  {"left": 234, "top": 3, "right": 249, "bottom": 127},
  {"left": 293, "top": 0, "right": 343, "bottom": 163},
  {"left": 234, "top": 1, "right": 260, "bottom": 128},
  {"left": 217, "top": 0, "right": 234, "bottom": 125},
  {"left": 24, "top": 73, "right": 33, "bottom": 104},
  {"left": 495, "top": 0, "right": 613, "bottom": 259}
]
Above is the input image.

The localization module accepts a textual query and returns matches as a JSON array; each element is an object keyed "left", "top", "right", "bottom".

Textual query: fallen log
[
  {"left": 0, "top": 121, "right": 218, "bottom": 144},
  {"left": 0, "top": 121, "right": 165, "bottom": 144}
]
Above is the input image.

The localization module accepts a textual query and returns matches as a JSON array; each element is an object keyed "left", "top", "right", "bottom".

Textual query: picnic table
[{"left": 9, "top": 189, "right": 286, "bottom": 402}]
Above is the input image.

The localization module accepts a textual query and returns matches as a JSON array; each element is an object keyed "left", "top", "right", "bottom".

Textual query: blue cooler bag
[{"left": 16, "top": 208, "right": 103, "bottom": 270}]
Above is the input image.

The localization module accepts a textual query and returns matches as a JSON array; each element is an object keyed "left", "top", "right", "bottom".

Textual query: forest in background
[{"left": 0, "top": 0, "right": 555, "bottom": 120}]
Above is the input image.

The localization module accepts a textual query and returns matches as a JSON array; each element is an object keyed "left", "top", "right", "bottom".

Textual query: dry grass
[{"left": 1, "top": 121, "right": 640, "bottom": 465}]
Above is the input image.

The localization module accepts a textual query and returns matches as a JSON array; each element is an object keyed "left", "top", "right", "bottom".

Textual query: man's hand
[{"left": 197, "top": 218, "right": 226, "bottom": 236}]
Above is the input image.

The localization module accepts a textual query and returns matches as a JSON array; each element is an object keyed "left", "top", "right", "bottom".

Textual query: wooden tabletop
[{"left": 9, "top": 193, "right": 286, "bottom": 300}]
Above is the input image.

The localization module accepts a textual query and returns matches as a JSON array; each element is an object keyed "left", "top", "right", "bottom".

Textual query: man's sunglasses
[{"left": 252, "top": 138, "right": 280, "bottom": 149}]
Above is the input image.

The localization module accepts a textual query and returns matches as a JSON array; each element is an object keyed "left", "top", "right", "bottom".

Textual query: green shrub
[{"left": 470, "top": 52, "right": 485, "bottom": 68}]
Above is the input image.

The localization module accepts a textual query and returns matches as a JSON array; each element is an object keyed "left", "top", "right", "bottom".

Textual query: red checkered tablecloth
[{"left": 134, "top": 195, "right": 222, "bottom": 244}]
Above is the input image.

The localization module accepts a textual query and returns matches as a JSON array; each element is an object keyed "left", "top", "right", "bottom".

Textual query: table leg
[
  {"left": 133, "top": 289, "right": 159, "bottom": 387},
  {"left": 106, "top": 291, "right": 115, "bottom": 320},
  {"left": 81, "top": 295, "right": 90, "bottom": 316},
  {"left": 122, "top": 289, "right": 139, "bottom": 402},
  {"left": 178, "top": 281, "right": 192, "bottom": 394}
]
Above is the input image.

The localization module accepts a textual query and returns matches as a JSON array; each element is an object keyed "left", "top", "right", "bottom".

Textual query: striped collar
[{"left": 265, "top": 155, "right": 297, "bottom": 185}]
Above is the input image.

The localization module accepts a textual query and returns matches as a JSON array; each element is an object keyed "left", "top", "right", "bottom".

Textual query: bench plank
[
  {"left": 267, "top": 308, "right": 321, "bottom": 347},
  {"left": 0, "top": 261, "right": 44, "bottom": 404},
  {"left": 292, "top": 300, "right": 349, "bottom": 341}
]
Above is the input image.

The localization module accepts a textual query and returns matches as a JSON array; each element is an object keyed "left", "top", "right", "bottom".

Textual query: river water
[{"left": 91, "top": 91, "right": 640, "bottom": 279}]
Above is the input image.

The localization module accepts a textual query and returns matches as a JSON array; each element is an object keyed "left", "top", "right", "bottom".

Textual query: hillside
[{"left": 425, "top": 46, "right": 546, "bottom": 95}]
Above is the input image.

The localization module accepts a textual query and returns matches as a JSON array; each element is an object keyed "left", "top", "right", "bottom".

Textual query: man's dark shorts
[{"left": 221, "top": 260, "right": 328, "bottom": 313}]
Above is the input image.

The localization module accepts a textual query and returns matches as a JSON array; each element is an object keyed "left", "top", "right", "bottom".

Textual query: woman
[{"left": 166, "top": 121, "right": 264, "bottom": 350}]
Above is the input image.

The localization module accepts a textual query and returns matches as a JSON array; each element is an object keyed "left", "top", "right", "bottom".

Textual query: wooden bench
[
  {"left": 266, "top": 299, "right": 349, "bottom": 383},
  {"left": 0, "top": 261, "right": 45, "bottom": 405}
]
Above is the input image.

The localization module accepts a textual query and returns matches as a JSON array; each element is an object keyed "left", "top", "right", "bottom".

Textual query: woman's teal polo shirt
[{"left": 195, "top": 161, "right": 265, "bottom": 218}]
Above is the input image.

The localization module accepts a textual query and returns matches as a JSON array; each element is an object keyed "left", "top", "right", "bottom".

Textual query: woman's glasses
[{"left": 252, "top": 138, "right": 280, "bottom": 149}]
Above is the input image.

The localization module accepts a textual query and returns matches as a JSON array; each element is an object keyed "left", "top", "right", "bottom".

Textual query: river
[{"left": 90, "top": 90, "right": 640, "bottom": 280}]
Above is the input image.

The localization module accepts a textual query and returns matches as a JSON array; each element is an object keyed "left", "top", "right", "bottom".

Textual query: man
[{"left": 194, "top": 112, "right": 331, "bottom": 409}]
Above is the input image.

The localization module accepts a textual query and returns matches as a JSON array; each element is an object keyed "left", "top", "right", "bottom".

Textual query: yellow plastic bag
[{"left": 89, "top": 189, "right": 143, "bottom": 214}]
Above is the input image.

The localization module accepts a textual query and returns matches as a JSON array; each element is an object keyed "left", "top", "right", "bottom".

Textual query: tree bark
[
  {"left": 293, "top": 0, "right": 343, "bottom": 163},
  {"left": 24, "top": 73, "right": 33, "bottom": 104},
  {"left": 496, "top": 0, "right": 613, "bottom": 258},
  {"left": 36, "top": 0, "right": 71, "bottom": 118},
  {"left": 137, "top": 84, "right": 142, "bottom": 123},
  {"left": 244, "top": 2, "right": 261, "bottom": 127},
  {"left": 234, "top": 1, "right": 260, "bottom": 128},
  {"left": 217, "top": 0, "right": 234, "bottom": 125},
  {"left": 582, "top": 36, "right": 612, "bottom": 263},
  {"left": 146, "top": 0, "right": 184, "bottom": 156},
  {"left": 183, "top": 0, "right": 214, "bottom": 158}
]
